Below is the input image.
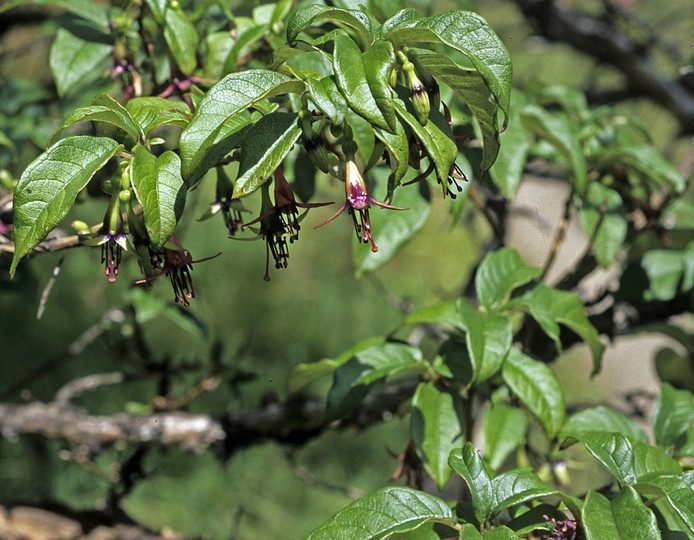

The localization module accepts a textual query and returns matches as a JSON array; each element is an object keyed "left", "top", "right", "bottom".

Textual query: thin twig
[
  {"left": 54, "top": 372, "right": 125, "bottom": 407},
  {"left": 468, "top": 186, "right": 505, "bottom": 243},
  {"left": 541, "top": 192, "right": 573, "bottom": 281},
  {"left": 36, "top": 256, "right": 63, "bottom": 320}
]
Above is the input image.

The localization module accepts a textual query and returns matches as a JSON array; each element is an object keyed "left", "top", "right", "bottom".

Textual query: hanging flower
[
  {"left": 315, "top": 160, "right": 407, "bottom": 253},
  {"left": 82, "top": 188, "right": 129, "bottom": 283},
  {"left": 244, "top": 169, "right": 332, "bottom": 280},
  {"left": 98, "top": 221, "right": 128, "bottom": 283},
  {"left": 135, "top": 235, "right": 219, "bottom": 307},
  {"left": 199, "top": 166, "right": 250, "bottom": 236}
]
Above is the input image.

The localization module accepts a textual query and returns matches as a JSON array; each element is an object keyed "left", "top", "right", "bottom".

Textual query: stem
[
  {"left": 468, "top": 186, "right": 505, "bottom": 244},
  {"left": 541, "top": 190, "right": 573, "bottom": 281}
]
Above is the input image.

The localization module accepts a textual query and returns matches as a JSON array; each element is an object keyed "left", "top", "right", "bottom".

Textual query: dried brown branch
[
  {"left": 0, "top": 503, "right": 180, "bottom": 540},
  {"left": 510, "top": 0, "right": 694, "bottom": 134},
  {"left": 0, "top": 402, "right": 226, "bottom": 453},
  {"left": 0, "top": 376, "right": 419, "bottom": 456}
]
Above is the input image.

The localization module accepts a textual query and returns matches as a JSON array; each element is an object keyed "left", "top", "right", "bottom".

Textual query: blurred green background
[{"left": 0, "top": 0, "right": 692, "bottom": 537}]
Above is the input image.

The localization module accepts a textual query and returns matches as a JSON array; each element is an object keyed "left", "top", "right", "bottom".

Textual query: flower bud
[
  {"left": 71, "top": 220, "right": 91, "bottom": 235},
  {"left": 389, "top": 68, "right": 398, "bottom": 89},
  {"left": 403, "top": 61, "right": 429, "bottom": 126},
  {"left": 407, "top": 50, "right": 440, "bottom": 112}
]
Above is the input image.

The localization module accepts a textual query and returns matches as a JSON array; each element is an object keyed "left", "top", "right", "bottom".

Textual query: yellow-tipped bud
[{"left": 403, "top": 61, "right": 430, "bottom": 126}]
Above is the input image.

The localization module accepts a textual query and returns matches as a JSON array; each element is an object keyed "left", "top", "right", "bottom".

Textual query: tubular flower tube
[{"left": 315, "top": 160, "right": 407, "bottom": 253}]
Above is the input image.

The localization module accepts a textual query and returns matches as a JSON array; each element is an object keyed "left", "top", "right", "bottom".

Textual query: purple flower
[
  {"left": 544, "top": 515, "right": 578, "bottom": 540},
  {"left": 83, "top": 195, "right": 128, "bottom": 283},
  {"left": 316, "top": 160, "right": 406, "bottom": 252},
  {"left": 136, "top": 235, "right": 219, "bottom": 306},
  {"left": 245, "top": 169, "right": 332, "bottom": 280},
  {"left": 98, "top": 226, "right": 128, "bottom": 283}
]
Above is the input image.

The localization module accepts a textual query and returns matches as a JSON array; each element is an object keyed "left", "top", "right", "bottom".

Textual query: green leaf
[
  {"left": 520, "top": 105, "right": 587, "bottom": 194},
  {"left": 126, "top": 97, "right": 190, "bottom": 138},
  {"left": 305, "top": 487, "right": 452, "bottom": 540},
  {"left": 164, "top": 8, "right": 199, "bottom": 76},
  {"left": 449, "top": 443, "right": 494, "bottom": 524},
  {"left": 653, "top": 383, "right": 694, "bottom": 447},
  {"left": 415, "top": 52, "right": 501, "bottom": 176},
  {"left": 289, "top": 336, "right": 385, "bottom": 392},
  {"left": 483, "top": 402, "right": 528, "bottom": 470},
  {"left": 508, "top": 283, "right": 605, "bottom": 375},
  {"left": 379, "top": 9, "right": 420, "bottom": 39},
  {"left": 475, "top": 248, "right": 541, "bottom": 312},
  {"left": 49, "top": 94, "right": 143, "bottom": 146},
  {"left": 582, "top": 488, "right": 661, "bottom": 540},
  {"left": 143, "top": 0, "right": 167, "bottom": 23},
  {"left": 403, "top": 302, "right": 460, "bottom": 329},
  {"left": 49, "top": 24, "right": 113, "bottom": 96},
  {"left": 482, "top": 527, "right": 520, "bottom": 539},
  {"left": 576, "top": 182, "right": 627, "bottom": 267},
  {"left": 130, "top": 145, "right": 186, "bottom": 251},
  {"left": 374, "top": 119, "right": 410, "bottom": 200},
  {"left": 490, "top": 100, "right": 530, "bottom": 200},
  {"left": 501, "top": 348, "right": 565, "bottom": 438},
  {"left": 179, "top": 70, "right": 304, "bottom": 185},
  {"left": 635, "top": 243, "right": 694, "bottom": 301},
  {"left": 10, "top": 136, "right": 121, "bottom": 277},
  {"left": 636, "top": 474, "right": 694, "bottom": 535},
  {"left": 306, "top": 76, "right": 348, "bottom": 125},
  {"left": 287, "top": 4, "right": 375, "bottom": 44},
  {"left": 559, "top": 406, "right": 648, "bottom": 444},
  {"left": 385, "top": 11, "right": 512, "bottom": 122},
  {"left": 232, "top": 112, "right": 301, "bottom": 197},
  {"left": 459, "top": 523, "right": 482, "bottom": 539},
  {"left": 362, "top": 40, "right": 397, "bottom": 131},
  {"left": 580, "top": 432, "right": 680, "bottom": 486},
  {"left": 389, "top": 521, "right": 441, "bottom": 540},
  {"left": 458, "top": 300, "right": 513, "bottom": 383},
  {"left": 223, "top": 23, "right": 267, "bottom": 74},
  {"left": 597, "top": 145, "right": 685, "bottom": 194},
  {"left": 393, "top": 91, "right": 458, "bottom": 188},
  {"left": 491, "top": 469, "right": 557, "bottom": 515},
  {"left": 0, "top": 0, "right": 110, "bottom": 29},
  {"left": 411, "top": 383, "right": 466, "bottom": 490},
  {"left": 325, "top": 343, "right": 421, "bottom": 422},
  {"left": 353, "top": 169, "right": 430, "bottom": 274},
  {"left": 333, "top": 33, "right": 391, "bottom": 132}
]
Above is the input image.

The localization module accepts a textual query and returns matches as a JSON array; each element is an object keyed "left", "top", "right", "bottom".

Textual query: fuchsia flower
[
  {"left": 99, "top": 223, "right": 128, "bottom": 283},
  {"left": 316, "top": 160, "right": 407, "bottom": 252},
  {"left": 136, "top": 235, "right": 219, "bottom": 307},
  {"left": 82, "top": 189, "right": 128, "bottom": 283},
  {"left": 245, "top": 169, "right": 332, "bottom": 280}
]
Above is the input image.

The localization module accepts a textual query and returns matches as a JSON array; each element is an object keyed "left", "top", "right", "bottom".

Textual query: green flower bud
[
  {"left": 406, "top": 50, "right": 440, "bottom": 112},
  {"left": 71, "top": 220, "right": 91, "bottom": 235},
  {"left": 119, "top": 189, "right": 132, "bottom": 203},
  {"left": 403, "top": 61, "right": 430, "bottom": 126}
]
